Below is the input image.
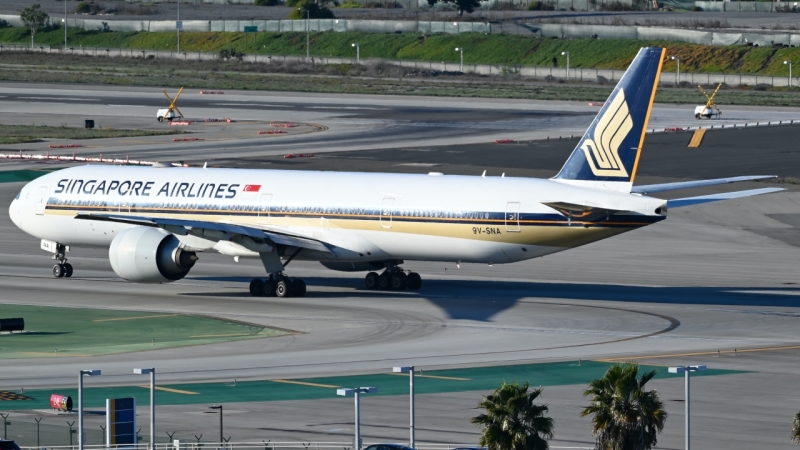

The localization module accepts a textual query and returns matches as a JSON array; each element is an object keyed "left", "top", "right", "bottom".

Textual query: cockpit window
[{"left": 15, "top": 191, "right": 21, "bottom": 200}]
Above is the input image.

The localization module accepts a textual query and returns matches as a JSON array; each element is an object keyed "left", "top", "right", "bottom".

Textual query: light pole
[
  {"left": 352, "top": 43, "right": 360, "bottom": 64},
  {"left": 336, "top": 387, "right": 377, "bottom": 450},
  {"left": 64, "top": 0, "right": 67, "bottom": 49},
  {"left": 785, "top": 60, "right": 793, "bottom": 87},
  {"left": 561, "top": 51, "right": 570, "bottom": 80},
  {"left": 78, "top": 370, "right": 101, "bottom": 450},
  {"left": 134, "top": 368, "right": 155, "bottom": 450},
  {"left": 177, "top": 0, "right": 181, "bottom": 53},
  {"left": 454, "top": 47, "right": 464, "bottom": 72},
  {"left": 668, "top": 365, "right": 707, "bottom": 450},
  {"left": 209, "top": 405, "right": 223, "bottom": 443},
  {"left": 298, "top": 8, "right": 310, "bottom": 60},
  {"left": 671, "top": 56, "right": 681, "bottom": 85},
  {"left": 393, "top": 367, "right": 415, "bottom": 448}
]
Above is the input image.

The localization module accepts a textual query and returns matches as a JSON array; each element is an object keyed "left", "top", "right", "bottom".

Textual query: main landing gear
[
  {"left": 249, "top": 273, "right": 307, "bottom": 298},
  {"left": 51, "top": 243, "right": 73, "bottom": 278},
  {"left": 364, "top": 267, "right": 422, "bottom": 291}
]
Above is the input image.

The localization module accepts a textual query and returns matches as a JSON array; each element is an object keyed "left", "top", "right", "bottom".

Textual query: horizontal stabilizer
[
  {"left": 632, "top": 175, "right": 777, "bottom": 194},
  {"left": 667, "top": 187, "right": 785, "bottom": 208},
  {"left": 75, "top": 213, "right": 332, "bottom": 254}
]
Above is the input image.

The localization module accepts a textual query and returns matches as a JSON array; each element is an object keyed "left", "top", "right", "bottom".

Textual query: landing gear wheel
[
  {"left": 293, "top": 279, "right": 307, "bottom": 297},
  {"left": 407, "top": 272, "right": 422, "bottom": 290},
  {"left": 263, "top": 279, "right": 277, "bottom": 297},
  {"left": 365, "top": 272, "right": 379, "bottom": 290},
  {"left": 276, "top": 280, "right": 290, "bottom": 298},
  {"left": 64, "top": 263, "right": 73, "bottom": 278},
  {"left": 157, "top": 116, "right": 164, "bottom": 122},
  {"left": 52, "top": 264, "right": 65, "bottom": 278},
  {"left": 378, "top": 272, "right": 391, "bottom": 290},
  {"left": 390, "top": 272, "right": 407, "bottom": 290},
  {"left": 249, "top": 278, "right": 265, "bottom": 297}
]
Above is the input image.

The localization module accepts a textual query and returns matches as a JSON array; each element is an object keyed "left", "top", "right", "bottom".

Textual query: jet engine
[{"left": 109, "top": 226, "right": 197, "bottom": 283}]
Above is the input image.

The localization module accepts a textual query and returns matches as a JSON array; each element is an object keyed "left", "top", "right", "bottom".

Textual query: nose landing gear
[{"left": 47, "top": 242, "right": 73, "bottom": 278}]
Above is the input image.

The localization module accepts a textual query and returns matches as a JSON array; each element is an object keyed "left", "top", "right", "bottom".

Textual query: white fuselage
[{"left": 9, "top": 165, "right": 667, "bottom": 265}]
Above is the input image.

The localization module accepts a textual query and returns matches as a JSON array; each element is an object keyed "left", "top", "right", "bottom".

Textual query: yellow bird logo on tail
[{"left": 580, "top": 89, "right": 633, "bottom": 178}]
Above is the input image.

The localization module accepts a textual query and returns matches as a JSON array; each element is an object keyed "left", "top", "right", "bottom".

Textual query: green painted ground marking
[
  {"left": 0, "top": 169, "right": 54, "bottom": 183},
  {"left": 0, "top": 305, "right": 291, "bottom": 359},
  {"left": 0, "top": 361, "right": 744, "bottom": 411}
]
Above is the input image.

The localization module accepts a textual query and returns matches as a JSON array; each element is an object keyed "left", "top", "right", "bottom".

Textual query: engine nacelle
[{"left": 109, "top": 226, "right": 197, "bottom": 283}]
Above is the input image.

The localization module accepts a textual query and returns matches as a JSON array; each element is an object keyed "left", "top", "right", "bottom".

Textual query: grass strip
[
  {"left": 0, "top": 124, "right": 185, "bottom": 144},
  {"left": 5, "top": 28, "right": 800, "bottom": 76}
]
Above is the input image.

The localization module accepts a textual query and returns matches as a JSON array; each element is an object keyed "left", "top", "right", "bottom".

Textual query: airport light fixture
[
  {"left": 455, "top": 47, "right": 464, "bottom": 73},
  {"left": 208, "top": 405, "right": 224, "bottom": 443},
  {"left": 337, "top": 387, "right": 377, "bottom": 450},
  {"left": 785, "top": 60, "right": 793, "bottom": 87},
  {"left": 668, "top": 365, "right": 707, "bottom": 450},
  {"left": 298, "top": 8, "right": 310, "bottom": 60},
  {"left": 78, "top": 370, "right": 101, "bottom": 450},
  {"left": 393, "top": 366, "right": 415, "bottom": 448},
  {"left": 177, "top": 0, "right": 181, "bottom": 53},
  {"left": 133, "top": 368, "right": 155, "bottom": 449},
  {"left": 671, "top": 56, "right": 681, "bottom": 85},
  {"left": 352, "top": 43, "right": 360, "bottom": 65},
  {"left": 561, "top": 51, "right": 570, "bottom": 80}
]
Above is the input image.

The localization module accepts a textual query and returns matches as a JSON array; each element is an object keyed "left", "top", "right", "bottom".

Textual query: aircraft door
[
  {"left": 34, "top": 186, "right": 48, "bottom": 215},
  {"left": 380, "top": 198, "right": 394, "bottom": 229},
  {"left": 505, "top": 202, "right": 520, "bottom": 232},
  {"left": 257, "top": 194, "right": 272, "bottom": 220}
]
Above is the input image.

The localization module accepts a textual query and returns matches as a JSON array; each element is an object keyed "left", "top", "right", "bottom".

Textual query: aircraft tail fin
[{"left": 553, "top": 47, "right": 665, "bottom": 192}]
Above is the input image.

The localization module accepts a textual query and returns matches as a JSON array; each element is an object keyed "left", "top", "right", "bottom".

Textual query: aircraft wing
[
  {"left": 632, "top": 175, "right": 776, "bottom": 194},
  {"left": 74, "top": 213, "right": 333, "bottom": 254},
  {"left": 666, "top": 187, "right": 785, "bottom": 208}
]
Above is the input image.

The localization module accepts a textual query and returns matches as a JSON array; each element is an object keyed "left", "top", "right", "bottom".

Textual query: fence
[
  {"left": 0, "top": 43, "right": 793, "bottom": 88},
  {"left": 0, "top": 15, "right": 489, "bottom": 35},
  {"left": 526, "top": 22, "right": 800, "bottom": 47},
  {"left": 14, "top": 442, "right": 488, "bottom": 450}
]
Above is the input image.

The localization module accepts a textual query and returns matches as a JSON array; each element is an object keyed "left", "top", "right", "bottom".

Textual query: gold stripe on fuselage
[{"left": 47, "top": 208, "right": 644, "bottom": 249}]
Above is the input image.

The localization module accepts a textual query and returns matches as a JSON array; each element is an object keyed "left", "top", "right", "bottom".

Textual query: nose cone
[{"left": 8, "top": 198, "right": 20, "bottom": 228}]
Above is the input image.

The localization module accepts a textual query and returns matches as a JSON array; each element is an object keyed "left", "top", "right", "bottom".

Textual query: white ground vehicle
[{"left": 157, "top": 87, "right": 184, "bottom": 122}]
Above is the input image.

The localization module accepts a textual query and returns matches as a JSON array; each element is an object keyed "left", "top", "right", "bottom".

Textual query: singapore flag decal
[{"left": 244, "top": 185, "right": 261, "bottom": 192}]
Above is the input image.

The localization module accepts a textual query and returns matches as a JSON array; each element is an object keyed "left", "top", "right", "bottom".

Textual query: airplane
[{"left": 8, "top": 47, "right": 783, "bottom": 298}]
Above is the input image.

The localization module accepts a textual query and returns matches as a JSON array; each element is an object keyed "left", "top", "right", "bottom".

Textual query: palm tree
[
  {"left": 581, "top": 363, "right": 667, "bottom": 450},
  {"left": 792, "top": 411, "right": 800, "bottom": 444},
  {"left": 471, "top": 381, "right": 554, "bottom": 450}
]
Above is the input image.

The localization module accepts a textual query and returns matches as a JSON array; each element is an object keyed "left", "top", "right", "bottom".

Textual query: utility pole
[
  {"left": 306, "top": 9, "right": 310, "bottom": 61},
  {"left": 64, "top": 0, "right": 67, "bottom": 48},
  {"left": 669, "top": 365, "right": 707, "bottom": 450},
  {"left": 671, "top": 56, "right": 681, "bottom": 86},
  {"left": 177, "top": 0, "right": 181, "bottom": 54}
]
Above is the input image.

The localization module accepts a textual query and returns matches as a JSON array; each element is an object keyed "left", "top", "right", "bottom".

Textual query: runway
[{"left": 1, "top": 82, "right": 799, "bottom": 449}]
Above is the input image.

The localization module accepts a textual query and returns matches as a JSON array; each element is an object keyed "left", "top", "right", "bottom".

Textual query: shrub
[
  {"left": 288, "top": 0, "right": 336, "bottom": 18},
  {"left": 339, "top": 1, "right": 363, "bottom": 7},
  {"left": 76, "top": 1, "right": 92, "bottom": 14},
  {"left": 691, "top": 5, "right": 703, "bottom": 10},
  {"left": 255, "top": 0, "right": 282, "bottom": 5}
]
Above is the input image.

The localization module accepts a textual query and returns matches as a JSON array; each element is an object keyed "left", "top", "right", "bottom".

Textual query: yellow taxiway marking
[
  {"left": 597, "top": 344, "right": 800, "bottom": 362},
  {"left": 688, "top": 128, "right": 707, "bottom": 148},
  {"left": 190, "top": 333, "right": 252, "bottom": 338},
  {"left": 271, "top": 379, "right": 340, "bottom": 389},
  {"left": 140, "top": 386, "right": 199, "bottom": 395},
  {"left": 93, "top": 314, "right": 177, "bottom": 322},
  {"left": 387, "top": 372, "right": 470, "bottom": 381}
]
